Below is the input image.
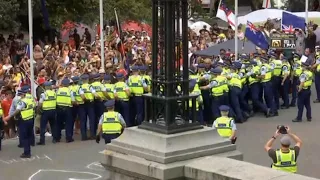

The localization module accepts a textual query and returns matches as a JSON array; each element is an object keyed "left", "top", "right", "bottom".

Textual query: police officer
[
  {"left": 264, "top": 126, "right": 302, "bottom": 173},
  {"left": 292, "top": 61, "right": 313, "bottom": 122},
  {"left": 91, "top": 73, "right": 109, "bottom": 131},
  {"left": 56, "top": 78, "right": 75, "bottom": 142},
  {"left": 140, "top": 65, "right": 151, "bottom": 93},
  {"left": 114, "top": 73, "right": 131, "bottom": 126},
  {"left": 197, "top": 63, "right": 211, "bottom": 124},
  {"left": 189, "top": 79, "right": 203, "bottom": 124},
  {"left": 37, "top": 81, "right": 57, "bottom": 145},
  {"left": 212, "top": 105, "right": 237, "bottom": 144},
  {"left": 259, "top": 56, "right": 278, "bottom": 116},
  {"left": 21, "top": 85, "right": 36, "bottom": 146},
  {"left": 96, "top": 100, "right": 126, "bottom": 144},
  {"left": 72, "top": 76, "right": 87, "bottom": 141},
  {"left": 312, "top": 52, "right": 320, "bottom": 103},
  {"left": 103, "top": 74, "right": 115, "bottom": 100},
  {"left": 228, "top": 62, "right": 246, "bottom": 123},
  {"left": 4, "top": 89, "right": 35, "bottom": 158},
  {"left": 290, "top": 53, "right": 302, "bottom": 106},
  {"left": 128, "top": 65, "right": 148, "bottom": 125},
  {"left": 79, "top": 74, "right": 96, "bottom": 139},
  {"left": 269, "top": 53, "right": 282, "bottom": 110},
  {"left": 280, "top": 56, "right": 291, "bottom": 109}
]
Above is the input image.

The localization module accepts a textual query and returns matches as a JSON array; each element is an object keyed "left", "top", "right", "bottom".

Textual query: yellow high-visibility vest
[
  {"left": 215, "top": 116, "right": 233, "bottom": 138},
  {"left": 114, "top": 82, "right": 129, "bottom": 101},
  {"left": 302, "top": 70, "right": 313, "bottom": 89},
  {"left": 128, "top": 75, "right": 144, "bottom": 96},
  {"left": 272, "top": 149, "right": 297, "bottom": 173},
  {"left": 42, "top": 90, "right": 56, "bottom": 110},
  {"left": 56, "top": 87, "right": 72, "bottom": 107},
  {"left": 20, "top": 98, "right": 34, "bottom": 120},
  {"left": 261, "top": 64, "right": 272, "bottom": 83},
  {"left": 102, "top": 111, "right": 122, "bottom": 134},
  {"left": 0, "top": 104, "right": 3, "bottom": 117},
  {"left": 229, "top": 73, "right": 242, "bottom": 89},
  {"left": 189, "top": 89, "right": 202, "bottom": 111},
  {"left": 211, "top": 76, "right": 227, "bottom": 97},
  {"left": 104, "top": 83, "right": 115, "bottom": 99},
  {"left": 71, "top": 85, "right": 84, "bottom": 104},
  {"left": 81, "top": 83, "right": 94, "bottom": 102},
  {"left": 91, "top": 81, "right": 106, "bottom": 100}
]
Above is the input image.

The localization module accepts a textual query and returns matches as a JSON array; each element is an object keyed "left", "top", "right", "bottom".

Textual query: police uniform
[
  {"left": 21, "top": 86, "right": 36, "bottom": 146},
  {"left": 269, "top": 53, "right": 282, "bottom": 110},
  {"left": 260, "top": 56, "right": 278, "bottom": 116},
  {"left": 293, "top": 62, "right": 313, "bottom": 122},
  {"left": 291, "top": 53, "right": 302, "bottom": 106},
  {"left": 189, "top": 79, "right": 203, "bottom": 124},
  {"left": 97, "top": 100, "right": 126, "bottom": 144},
  {"left": 56, "top": 78, "right": 75, "bottom": 142},
  {"left": 114, "top": 73, "right": 131, "bottom": 127},
  {"left": 79, "top": 74, "right": 96, "bottom": 139},
  {"left": 140, "top": 65, "right": 151, "bottom": 93},
  {"left": 38, "top": 81, "right": 57, "bottom": 145},
  {"left": 91, "top": 73, "right": 108, "bottom": 131},
  {"left": 280, "top": 56, "right": 291, "bottom": 109},
  {"left": 128, "top": 66, "right": 147, "bottom": 125},
  {"left": 314, "top": 53, "right": 320, "bottom": 102},
  {"left": 16, "top": 90, "right": 35, "bottom": 158},
  {"left": 213, "top": 105, "right": 237, "bottom": 140},
  {"left": 198, "top": 63, "right": 212, "bottom": 124},
  {"left": 103, "top": 75, "right": 115, "bottom": 100},
  {"left": 228, "top": 62, "right": 245, "bottom": 123}
]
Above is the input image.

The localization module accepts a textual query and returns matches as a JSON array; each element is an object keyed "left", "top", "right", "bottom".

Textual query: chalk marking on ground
[
  {"left": 28, "top": 169, "right": 102, "bottom": 180},
  {"left": 0, "top": 154, "right": 52, "bottom": 165},
  {"left": 86, "top": 162, "right": 104, "bottom": 171}
]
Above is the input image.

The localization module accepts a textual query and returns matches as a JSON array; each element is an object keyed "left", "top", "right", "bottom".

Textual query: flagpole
[
  {"left": 277, "top": 0, "right": 280, "bottom": 9},
  {"left": 28, "top": 0, "right": 35, "bottom": 97},
  {"left": 234, "top": 0, "right": 238, "bottom": 60},
  {"left": 305, "top": 0, "right": 309, "bottom": 36},
  {"left": 99, "top": 0, "right": 105, "bottom": 70}
]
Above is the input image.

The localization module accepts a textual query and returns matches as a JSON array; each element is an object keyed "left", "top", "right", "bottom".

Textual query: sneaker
[{"left": 45, "top": 132, "right": 52, "bottom": 137}]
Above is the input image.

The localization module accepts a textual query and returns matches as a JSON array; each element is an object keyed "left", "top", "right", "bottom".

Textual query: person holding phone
[{"left": 264, "top": 126, "right": 302, "bottom": 173}]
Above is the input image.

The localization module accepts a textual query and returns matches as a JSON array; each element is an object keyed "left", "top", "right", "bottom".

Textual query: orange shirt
[{"left": 1, "top": 98, "right": 12, "bottom": 117}]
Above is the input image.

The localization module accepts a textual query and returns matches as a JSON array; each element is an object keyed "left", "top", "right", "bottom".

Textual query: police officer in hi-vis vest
[
  {"left": 114, "top": 73, "right": 131, "bottom": 126},
  {"left": 264, "top": 126, "right": 302, "bottom": 173},
  {"left": 79, "top": 74, "right": 96, "bottom": 139},
  {"left": 56, "top": 78, "right": 75, "bottom": 143},
  {"left": 4, "top": 89, "right": 35, "bottom": 158},
  {"left": 37, "top": 81, "right": 57, "bottom": 145},
  {"left": 212, "top": 105, "right": 237, "bottom": 144},
  {"left": 96, "top": 100, "right": 126, "bottom": 144}
]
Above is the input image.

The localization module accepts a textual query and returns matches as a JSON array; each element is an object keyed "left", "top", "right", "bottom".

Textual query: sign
[{"left": 269, "top": 34, "right": 296, "bottom": 49}]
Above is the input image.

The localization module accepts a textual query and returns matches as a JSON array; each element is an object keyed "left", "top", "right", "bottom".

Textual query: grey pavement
[
  {"left": 237, "top": 86, "right": 320, "bottom": 179},
  {"left": 0, "top": 135, "right": 108, "bottom": 180}
]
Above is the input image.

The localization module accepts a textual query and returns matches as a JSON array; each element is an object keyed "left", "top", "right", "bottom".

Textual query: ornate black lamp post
[{"left": 139, "top": 0, "right": 203, "bottom": 134}]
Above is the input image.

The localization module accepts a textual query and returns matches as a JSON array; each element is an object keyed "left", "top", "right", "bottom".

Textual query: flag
[
  {"left": 262, "top": 0, "right": 271, "bottom": 8},
  {"left": 281, "top": 11, "right": 305, "bottom": 33},
  {"left": 40, "top": 0, "right": 50, "bottom": 29},
  {"left": 216, "top": 0, "right": 236, "bottom": 29},
  {"left": 25, "top": 44, "right": 30, "bottom": 58},
  {"left": 114, "top": 8, "right": 127, "bottom": 71},
  {"left": 245, "top": 21, "right": 269, "bottom": 50}
]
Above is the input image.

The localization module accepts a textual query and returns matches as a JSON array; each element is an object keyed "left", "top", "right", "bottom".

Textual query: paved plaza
[{"left": 0, "top": 88, "right": 320, "bottom": 179}]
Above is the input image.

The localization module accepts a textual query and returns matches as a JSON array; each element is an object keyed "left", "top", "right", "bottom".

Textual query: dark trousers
[
  {"left": 84, "top": 102, "right": 96, "bottom": 137},
  {"left": 78, "top": 104, "right": 88, "bottom": 140},
  {"left": 19, "top": 119, "right": 34, "bottom": 155},
  {"left": 230, "top": 87, "right": 244, "bottom": 121},
  {"left": 262, "top": 81, "right": 277, "bottom": 113},
  {"left": 131, "top": 96, "right": 144, "bottom": 125},
  {"left": 201, "top": 90, "right": 212, "bottom": 123},
  {"left": 17, "top": 119, "right": 35, "bottom": 146},
  {"left": 102, "top": 133, "right": 121, "bottom": 144},
  {"left": 116, "top": 100, "right": 130, "bottom": 127},
  {"left": 94, "top": 100, "right": 105, "bottom": 131},
  {"left": 40, "top": 110, "right": 56, "bottom": 144},
  {"left": 291, "top": 76, "right": 299, "bottom": 106},
  {"left": 281, "top": 78, "right": 290, "bottom": 107},
  {"left": 272, "top": 76, "right": 282, "bottom": 109},
  {"left": 250, "top": 83, "right": 268, "bottom": 113},
  {"left": 56, "top": 107, "right": 73, "bottom": 141},
  {"left": 315, "top": 73, "right": 320, "bottom": 100},
  {"left": 297, "top": 89, "right": 312, "bottom": 120},
  {"left": 240, "top": 85, "right": 251, "bottom": 113}
]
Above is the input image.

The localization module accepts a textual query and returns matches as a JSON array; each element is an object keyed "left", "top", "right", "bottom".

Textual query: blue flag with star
[{"left": 245, "top": 21, "right": 269, "bottom": 50}]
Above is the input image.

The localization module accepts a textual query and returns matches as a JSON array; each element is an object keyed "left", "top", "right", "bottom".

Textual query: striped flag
[
  {"left": 216, "top": 0, "right": 236, "bottom": 29},
  {"left": 262, "top": 0, "right": 271, "bottom": 8},
  {"left": 114, "top": 8, "right": 128, "bottom": 72}
]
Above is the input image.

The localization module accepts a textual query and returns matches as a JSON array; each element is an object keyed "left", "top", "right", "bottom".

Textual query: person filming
[{"left": 264, "top": 126, "right": 302, "bottom": 173}]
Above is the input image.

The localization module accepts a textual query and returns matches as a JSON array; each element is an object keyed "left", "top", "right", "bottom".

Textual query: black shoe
[
  {"left": 17, "top": 144, "right": 23, "bottom": 148},
  {"left": 281, "top": 106, "right": 289, "bottom": 109},
  {"left": 292, "top": 119, "right": 302, "bottom": 122},
  {"left": 20, "top": 154, "right": 31, "bottom": 158},
  {"left": 290, "top": 104, "right": 296, "bottom": 107},
  {"left": 81, "top": 137, "right": 88, "bottom": 141},
  {"left": 307, "top": 119, "right": 312, "bottom": 122},
  {"left": 265, "top": 112, "right": 270, "bottom": 118},
  {"left": 313, "top": 99, "right": 320, "bottom": 103},
  {"left": 66, "top": 139, "right": 74, "bottom": 143},
  {"left": 37, "top": 142, "right": 45, "bottom": 145}
]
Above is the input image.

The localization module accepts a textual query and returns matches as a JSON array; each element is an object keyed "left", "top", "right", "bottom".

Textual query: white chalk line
[
  {"left": 28, "top": 169, "right": 102, "bottom": 180},
  {"left": 86, "top": 162, "right": 104, "bottom": 172}
]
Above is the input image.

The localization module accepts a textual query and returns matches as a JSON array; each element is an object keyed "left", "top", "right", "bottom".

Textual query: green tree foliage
[{"left": 0, "top": 0, "right": 20, "bottom": 30}]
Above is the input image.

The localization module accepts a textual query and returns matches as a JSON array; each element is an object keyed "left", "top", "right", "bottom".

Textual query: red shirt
[{"left": 1, "top": 98, "right": 12, "bottom": 117}]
